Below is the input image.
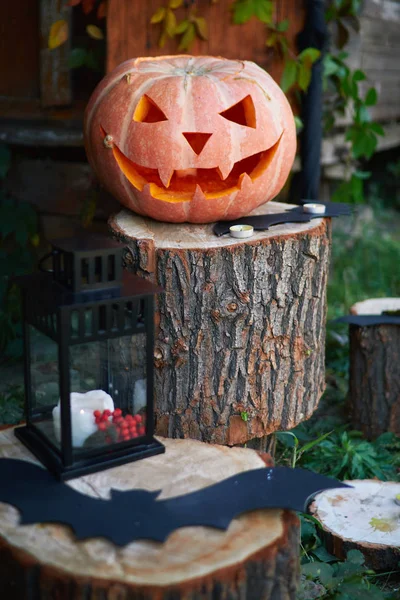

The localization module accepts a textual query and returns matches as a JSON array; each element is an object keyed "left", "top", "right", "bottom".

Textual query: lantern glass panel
[
  {"left": 29, "top": 325, "right": 61, "bottom": 450},
  {"left": 68, "top": 332, "right": 148, "bottom": 454}
]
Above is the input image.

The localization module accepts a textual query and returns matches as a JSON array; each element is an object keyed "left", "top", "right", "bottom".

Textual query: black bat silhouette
[
  {"left": 0, "top": 458, "right": 350, "bottom": 546},
  {"left": 213, "top": 202, "right": 353, "bottom": 237},
  {"left": 334, "top": 314, "right": 400, "bottom": 327}
]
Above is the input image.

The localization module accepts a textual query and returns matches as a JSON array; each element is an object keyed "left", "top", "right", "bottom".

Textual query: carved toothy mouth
[{"left": 104, "top": 131, "right": 282, "bottom": 203}]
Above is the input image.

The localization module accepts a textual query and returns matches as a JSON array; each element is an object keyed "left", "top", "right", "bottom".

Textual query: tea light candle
[
  {"left": 303, "top": 203, "right": 326, "bottom": 215},
  {"left": 229, "top": 224, "right": 254, "bottom": 239},
  {"left": 53, "top": 389, "right": 114, "bottom": 447}
]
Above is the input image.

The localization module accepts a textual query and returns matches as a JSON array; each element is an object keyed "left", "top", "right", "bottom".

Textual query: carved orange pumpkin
[{"left": 84, "top": 56, "right": 296, "bottom": 223}]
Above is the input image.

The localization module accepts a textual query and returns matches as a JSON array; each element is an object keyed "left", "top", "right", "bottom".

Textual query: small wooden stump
[
  {"left": 109, "top": 202, "right": 331, "bottom": 446},
  {"left": 0, "top": 427, "right": 300, "bottom": 599},
  {"left": 310, "top": 479, "right": 400, "bottom": 571},
  {"left": 349, "top": 298, "right": 400, "bottom": 439}
]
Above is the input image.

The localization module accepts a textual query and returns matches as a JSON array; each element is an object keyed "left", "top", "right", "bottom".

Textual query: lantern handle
[{"left": 38, "top": 250, "right": 58, "bottom": 273}]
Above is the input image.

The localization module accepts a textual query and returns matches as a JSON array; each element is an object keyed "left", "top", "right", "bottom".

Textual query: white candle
[
  {"left": 229, "top": 224, "right": 254, "bottom": 238},
  {"left": 303, "top": 203, "right": 326, "bottom": 215},
  {"left": 133, "top": 378, "right": 147, "bottom": 413},
  {"left": 52, "top": 390, "right": 114, "bottom": 448}
]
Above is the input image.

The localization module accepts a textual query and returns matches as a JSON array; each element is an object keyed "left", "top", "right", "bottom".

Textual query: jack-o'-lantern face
[{"left": 84, "top": 56, "right": 296, "bottom": 223}]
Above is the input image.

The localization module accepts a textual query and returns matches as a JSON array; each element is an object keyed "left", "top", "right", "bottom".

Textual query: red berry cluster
[{"left": 93, "top": 408, "right": 145, "bottom": 444}]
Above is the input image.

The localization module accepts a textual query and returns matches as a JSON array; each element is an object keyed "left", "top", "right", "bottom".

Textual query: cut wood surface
[
  {"left": 0, "top": 427, "right": 299, "bottom": 599},
  {"left": 349, "top": 298, "right": 400, "bottom": 439},
  {"left": 110, "top": 201, "right": 331, "bottom": 445},
  {"left": 350, "top": 297, "right": 400, "bottom": 316},
  {"left": 310, "top": 479, "right": 400, "bottom": 571}
]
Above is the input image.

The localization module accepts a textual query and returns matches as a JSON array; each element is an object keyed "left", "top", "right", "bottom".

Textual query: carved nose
[{"left": 182, "top": 132, "right": 212, "bottom": 155}]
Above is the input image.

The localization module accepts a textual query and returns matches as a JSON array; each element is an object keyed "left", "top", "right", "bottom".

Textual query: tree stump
[
  {"left": 109, "top": 201, "right": 331, "bottom": 445},
  {"left": 310, "top": 479, "right": 400, "bottom": 571},
  {"left": 349, "top": 298, "right": 400, "bottom": 439},
  {"left": 0, "top": 427, "right": 300, "bottom": 600}
]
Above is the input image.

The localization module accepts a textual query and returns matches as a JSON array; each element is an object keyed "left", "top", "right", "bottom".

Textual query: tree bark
[
  {"left": 0, "top": 427, "right": 300, "bottom": 599},
  {"left": 110, "top": 202, "right": 332, "bottom": 445},
  {"left": 310, "top": 479, "right": 400, "bottom": 571},
  {"left": 349, "top": 298, "right": 400, "bottom": 439}
]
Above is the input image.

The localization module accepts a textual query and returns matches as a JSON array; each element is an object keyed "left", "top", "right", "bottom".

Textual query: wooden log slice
[
  {"left": 349, "top": 298, "right": 400, "bottom": 439},
  {"left": 310, "top": 479, "right": 400, "bottom": 571},
  {"left": 0, "top": 427, "right": 300, "bottom": 600},
  {"left": 109, "top": 202, "right": 331, "bottom": 445}
]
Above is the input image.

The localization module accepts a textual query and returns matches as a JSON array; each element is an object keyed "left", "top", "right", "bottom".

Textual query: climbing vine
[{"left": 147, "top": 0, "right": 383, "bottom": 202}]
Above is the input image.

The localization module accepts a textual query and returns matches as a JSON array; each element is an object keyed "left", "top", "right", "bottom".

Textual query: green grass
[
  {"left": 328, "top": 212, "right": 400, "bottom": 317},
  {"left": 286, "top": 203, "right": 400, "bottom": 599}
]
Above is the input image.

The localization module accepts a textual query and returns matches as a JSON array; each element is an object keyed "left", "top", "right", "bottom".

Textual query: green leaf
[
  {"left": 339, "top": 582, "right": 385, "bottom": 600},
  {"left": 312, "top": 545, "right": 337, "bottom": 563},
  {"left": 84, "top": 49, "right": 100, "bottom": 71},
  {"left": 350, "top": 173, "right": 364, "bottom": 203},
  {"left": 356, "top": 104, "right": 371, "bottom": 124},
  {"left": 281, "top": 59, "right": 297, "bottom": 92},
  {"left": 276, "top": 19, "right": 289, "bottom": 32},
  {"left": 165, "top": 9, "right": 177, "bottom": 37},
  {"left": 178, "top": 22, "right": 196, "bottom": 51},
  {"left": 255, "top": 0, "right": 273, "bottom": 24},
  {"left": 298, "top": 61, "right": 312, "bottom": 91},
  {"left": 352, "top": 69, "right": 366, "bottom": 82},
  {"left": 194, "top": 17, "right": 208, "bottom": 40},
  {"left": 68, "top": 48, "right": 88, "bottom": 69},
  {"left": 232, "top": 0, "right": 254, "bottom": 25},
  {"left": 365, "top": 87, "right": 378, "bottom": 106},
  {"left": 275, "top": 431, "right": 299, "bottom": 448},
  {"left": 369, "top": 122, "right": 384, "bottom": 136},
  {"left": 298, "top": 47, "right": 321, "bottom": 64},
  {"left": 168, "top": 0, "right": 183, "bottom": 8},
  {"left": 150, "top": 7, "right": 166, "bottom": 24},
  {"left": 277, "top": 36, "right": 289, "bottom": 56},
  {"left": 324, "top": 55, "right": 339, "bottom": 77},
  {"left": 302, "top": 562, "right": 334, "bottom": 586},
  {"left": 265, "top": 33, "right": 277, "bottom": 48},
  {"left": 175, "top": 19, "right": 189, "bottom": 34},
  {"left": 346, "top": 549, "right": 365, "bottom": 565},
  {"left": 300, "top": 515, "right": 318, "bottom": 545},
  {"left": 299, "top": 431, "right": 333, "bottom": 456}
]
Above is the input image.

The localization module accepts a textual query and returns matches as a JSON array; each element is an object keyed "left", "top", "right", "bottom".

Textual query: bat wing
[
  {"left": 0, "top": 458, "right": 125, "bottom": 543},
  {"left": 0, "top": 459, "right": 351, "bottom": 546},
  {"left": 0, "top": 458, "right": 164, "bottom": 545},
  {"left": 158, "top": 467, "right": 351, "bottom": 535}
]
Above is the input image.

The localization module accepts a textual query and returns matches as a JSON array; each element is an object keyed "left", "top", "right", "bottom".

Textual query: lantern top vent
[{"left": 47, "top": 233, "right": 124, "bottom": 295}]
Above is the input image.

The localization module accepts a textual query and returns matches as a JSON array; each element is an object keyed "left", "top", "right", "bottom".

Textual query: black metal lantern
[{"left": 15, "top": 233, "right": 165, "bottom": 480}]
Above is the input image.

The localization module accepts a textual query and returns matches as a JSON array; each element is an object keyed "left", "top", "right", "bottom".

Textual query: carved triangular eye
[
  {"left": 219, "top": 95, "right": 256, "bottom": 128},
  {"left": 133, "top": 95, "right": 168, "bottom": 123}
]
